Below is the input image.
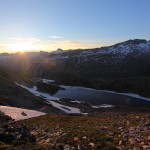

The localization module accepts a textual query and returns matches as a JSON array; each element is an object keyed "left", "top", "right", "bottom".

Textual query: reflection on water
[{"left": 54, "top": 86, "right": 150, "bottom": 107}]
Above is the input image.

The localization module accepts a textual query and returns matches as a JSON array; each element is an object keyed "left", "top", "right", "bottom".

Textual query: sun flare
[
  {"left": 8, "top": 42, "right": 40, "bottom": 52},
  {"left": 8, "top": 42, "right": 35, "bottom": 52}
]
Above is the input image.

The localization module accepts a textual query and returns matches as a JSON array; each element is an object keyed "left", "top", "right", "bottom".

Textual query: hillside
[{"left": 0, "top": 111, "right": 150, "bottom": 150}]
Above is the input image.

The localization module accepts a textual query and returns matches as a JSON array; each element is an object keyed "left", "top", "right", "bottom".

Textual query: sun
[
  {"left": 7, "top": 42, "right": 35, "bottom": 52},
  {"left": 8, "top": 43, "right": 33, "bottom": 52}
]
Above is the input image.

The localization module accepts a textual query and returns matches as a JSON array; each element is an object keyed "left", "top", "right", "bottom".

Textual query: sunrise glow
[
  {"left": 0, "top": 0, "right": 149, "bottom": 54},
  {"left": 7, "top": 42, "right": 41, "bottom": 53}
]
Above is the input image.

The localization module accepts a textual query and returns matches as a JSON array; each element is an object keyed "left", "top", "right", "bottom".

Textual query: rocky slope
[
  {"left": 0, "top": 111, "right": 37, "bottom": 149},
  {"left": 0, "top": 111, "right": 150, "bottom": 150}
]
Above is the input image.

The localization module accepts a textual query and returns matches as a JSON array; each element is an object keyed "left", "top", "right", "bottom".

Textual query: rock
[
  {"left": 116, "top": 146, "right": 123, "bottom": 150},
  {"left": 0, "top": 121, "right": 36, "bottom": 144},
  {"left": 142, "top": 145, "right": 150, "bottom": 150},
  {"left": 144, "top": 114, "right": 150, "bottom": 118},
  {"left": 140, "top": 141, "right": 145, "bottom": 145},
  {"left": 107, "top": 131, "right": 114, "bottom": 136},
  {"left": 128, "top": 138, "right": 136, "bottom": 145},
  {"left": 0, "top": 132, "right": 15, "bottom": 143},
  {"left": 135, "top": 116, "right": 140, "bottom": 119},
  {"left": 56, "top": 144, "right": 64, "bottom": 150},
  {"left": 133, "top": 148, "right": 140, "bottom": 150},
  {"left": 88, "top": 142, "right": 95, "bottom": 148},
  {"left": 45, "top": 138, "right": 51, "bottom": 143},
  {"left": 28, "top": 134, "right": 36, "bottom": 143},
  {"left": 147, "top": 136, "right": 150, "bottom": 141},
  {"left": 118, "top": 127, "right": 123, "bottom": 130},
  {"left": 64, "top": 145, "right": 71, "bottom": 150},
  {"left": 129, "top": 127, "right": 135, "bottom": 131},
  {"left": 119, "top": 140, "right": 122, "bottom": 145},
  {"left": 77, "top": 144, "right": 81, "bottom": 150},
  {"left": 144, "top": 121, "right": 150, "bottom": 127},
  {"left": 21, "top": 111, "right": 27, "bottom": 116},
  {"left": 0, "top": 115, "right": 12, "bottom": 122},
  {"left": 74, "top": 137, "right": 79, "bottom": 142},
  {"left": 126, "top": 121, "right": 130, "bottom": 125},
  {"left": 30, "top": 130, "right": 38, "bottom": 135}
]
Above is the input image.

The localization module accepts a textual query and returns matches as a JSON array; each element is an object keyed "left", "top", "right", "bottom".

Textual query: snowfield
[
  {"left": 0, "top": 106, "right": 46, "bottom": 121},
  {"left": 92, "top": 104, "right": 114, "bottom": 108},
  {"left": 16, "top": 83, "right": 81, "bottom": 114},
  {"left": 50, "top": 101, "right": 81, "bottom": 114},
  {"left": 15, "top": 83, "right": 59, "bottom": 100}
]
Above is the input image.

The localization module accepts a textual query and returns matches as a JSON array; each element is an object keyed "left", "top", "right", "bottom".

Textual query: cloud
[
  {"left": 48, "top": 36, "right": 63, "bottom": 39},
  {"left": 9, "top": 37, "right": 42, "bottom": 43}
]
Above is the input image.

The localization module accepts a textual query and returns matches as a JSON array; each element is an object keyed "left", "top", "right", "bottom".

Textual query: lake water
[{"left": 54, "top": 85, "right": 150, "bottom": 107}]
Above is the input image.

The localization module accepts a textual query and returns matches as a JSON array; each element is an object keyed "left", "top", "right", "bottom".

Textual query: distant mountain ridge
[
  {"left": 0, "top": 39, "right": 150, "bottom": 97},
  {"left": 0, "top": 39, "right": 150, "bottom": 78},
  {"left": 44, "top": 39, "right": 150, "bottom": 78},
  {"left": 51, "top": 39, "right": 150, "bottom": 60}
]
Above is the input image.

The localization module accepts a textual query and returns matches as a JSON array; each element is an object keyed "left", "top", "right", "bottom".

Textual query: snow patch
[
  {"left": 119, "top": 93, "right": 150, "bottom": 101},
  {"left": 138, "top": 43, "right": 147, "bottom": 49},
  {"left": 0, "top": 106, "right": 46, "bottom": 121},
  {"left": 41, "top": 79, "right": 55, "bottom": 84},
  {"left": 16, "top": 83, "right": 81, "bottom": 114},
  {"left": 70, "top": 100, "right": 82, "bottom": 104},
  {"left": 16, "top": 83, "right": 59, "bottom": 100},
  {"left": 92, "top": 104, "right": 114, "bottom": 108},
  {"left": 50, "top": 101, "right": 81, "bottom": 114}
]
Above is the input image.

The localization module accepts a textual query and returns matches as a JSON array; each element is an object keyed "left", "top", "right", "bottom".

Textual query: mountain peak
[
  {"left": 124, "top": 39, "right": 147, "bottom": 45},
  {"left": 51, "top": 48, "right": 64, "bottom": 54},
  {"left": 106, "top": 39, "right": 150, "bottom": 55}
]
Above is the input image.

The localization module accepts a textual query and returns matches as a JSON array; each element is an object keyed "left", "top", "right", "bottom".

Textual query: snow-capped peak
[{"left": 104, "top": 39, "right": 150, "bottom": 55}]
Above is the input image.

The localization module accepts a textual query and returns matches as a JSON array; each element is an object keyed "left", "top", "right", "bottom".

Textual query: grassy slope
[{"left": 4, "top": 111, "right": 147, "bottom": 150}]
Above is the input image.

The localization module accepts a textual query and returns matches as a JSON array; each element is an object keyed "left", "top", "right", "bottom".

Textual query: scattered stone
[
  {"left": 116, "top": 146, "right": 123, "bottom": 150},
  {"left": 74, "top": 137, "right": 79, "bottom": 142},
  {"left": 21, "top": 111, "right": 27, "bottom": 116},
  {"left": 135, "top": 116, "right": 140, "bottom": 119},
  {"left": 119, "top": 140, "right": 122, "bottom": 145},
  {"left": 133, "top": 147, "right": 140, "bottom": 150},
  {"left": 144, "top": 121, "right": 150, "bottom": 127},
  {"left": 88, "top": 142, "right": 95, "bottom": 148},
  {"left": 45, "top": 138, "right": 51, "bottom": 143},
  {"left": 147, "top": 136, "right": 150, "bottom": 141},
  {"left": 142, "top": 145, "right": 150, "bottom": 150},
  {"left": 1, "top": 111, "right": 150, "bottom": 149},
  {"left": 0, "top": 121, "right": 36, "bottom": 144},
  {"left": 128, "top": 138, "right": 136, "bottom": 145}
]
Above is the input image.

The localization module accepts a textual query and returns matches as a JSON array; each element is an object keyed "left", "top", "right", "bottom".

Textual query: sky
[{"left": 0, "top": 0, "right": 150, "bottom": 53}]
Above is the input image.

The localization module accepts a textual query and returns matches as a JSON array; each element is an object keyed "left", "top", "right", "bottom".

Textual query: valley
[{"left": 0, "top": 39, "right": 150, "bottom": 150}]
